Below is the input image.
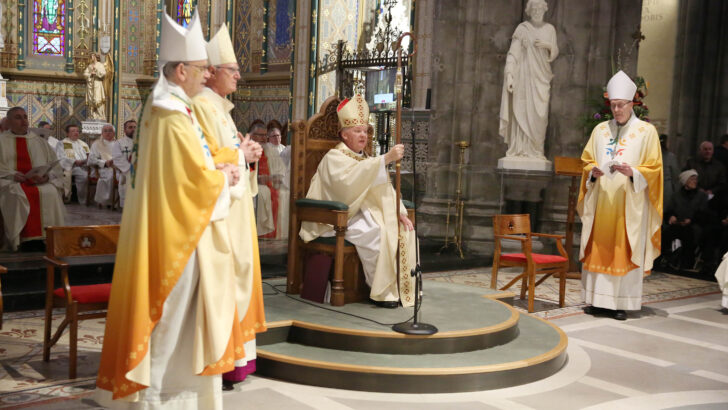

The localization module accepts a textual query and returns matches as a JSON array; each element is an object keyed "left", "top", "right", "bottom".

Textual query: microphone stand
[{"left": 391, "top": 32, "right": 437, "bottom": 336}]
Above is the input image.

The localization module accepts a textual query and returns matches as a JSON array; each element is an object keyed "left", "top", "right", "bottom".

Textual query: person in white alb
[
  {"left": 88, "top": 124, "right": 120, "bottom": 207},
  {"left": 0, "top": 107, "right": 65, "bottom": 251},
  {"left": 111, "top": 119, "right": 136, "bottom": 208},
  {"left": 56, "top": 124, "right": 90, "bottom": 204}
]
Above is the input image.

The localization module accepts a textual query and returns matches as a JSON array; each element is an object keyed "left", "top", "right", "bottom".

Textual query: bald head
[{"left": 699, "top": 141, "right": 714, "bottom": 162}]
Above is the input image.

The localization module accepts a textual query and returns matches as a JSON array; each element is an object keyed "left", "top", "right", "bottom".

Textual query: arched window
[
  {"left": 177, "top": 0, "right": 193, "bottom": 28},
  {"left": 32, "top": 0, "right": 66, "bottom": 56}
]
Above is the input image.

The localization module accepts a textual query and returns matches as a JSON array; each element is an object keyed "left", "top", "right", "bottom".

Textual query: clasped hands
[
  {"left": 216, "top": 163, "right": 240, "bottom": 186},
  {"left": 668, "top": 215, "right": 691, "bottom": 226},
  {"left": 14, "top": 172, "right": 49, "bottom": 185},
  {"left": 237, "top": 132, "right": 263, "bottom": 163}
]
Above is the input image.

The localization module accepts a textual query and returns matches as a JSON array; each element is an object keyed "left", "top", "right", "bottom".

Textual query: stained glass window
[
  {"left": 32, "top": 0, "right": 66, "bottom": 56},
  {"left": 177, "top": 0, "right": 193, "bottom": 28}
]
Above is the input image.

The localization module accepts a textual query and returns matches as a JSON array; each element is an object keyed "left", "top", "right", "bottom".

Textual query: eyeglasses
[
  {"left": 183, "top": 63, "right": 210, "bottom": 72},
  {"left": 610, "top": 100, "right": 633, "bottom": 110},
  {"left": 216, "top": 66, "right": 241, "bottom": 75}
]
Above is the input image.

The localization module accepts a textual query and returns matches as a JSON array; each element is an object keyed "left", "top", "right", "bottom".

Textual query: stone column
[{"left": 669, "top": 0, "right": 728, "bottom": 163}]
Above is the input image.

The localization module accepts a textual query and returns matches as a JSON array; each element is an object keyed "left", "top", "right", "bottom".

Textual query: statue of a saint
[
  {"left": 498, "top": 0, "right": 558, "bottom": 165},
  {"left": 84, "top": 53, "right": 107, "bottom": 121}
]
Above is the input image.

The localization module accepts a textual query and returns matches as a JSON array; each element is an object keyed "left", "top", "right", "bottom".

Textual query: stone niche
[{"left": 418, "top": 0, "right": 642, "bottom": 257}]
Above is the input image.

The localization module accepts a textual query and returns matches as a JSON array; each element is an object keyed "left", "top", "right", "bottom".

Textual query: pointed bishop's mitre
[
  {"left": 606, "top": 70, "right": 637, "bottom": 101},
  {"left": 337, "top": 94, "right": 370, "bottom": 129},
  {"left": 159, "top": 9, "right": 207, "bottom": 63},
  {"left": 206, "top": 25, "right": 237, "bottom": 66}
]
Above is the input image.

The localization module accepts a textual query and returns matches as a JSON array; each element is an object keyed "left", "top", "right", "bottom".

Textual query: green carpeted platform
[{"left": 256, "top": 279, "right": 567, "bottom": 392}]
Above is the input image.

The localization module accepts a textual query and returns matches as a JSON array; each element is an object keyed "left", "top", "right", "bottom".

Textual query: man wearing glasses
[
  {"left": 192, "top": 25, "right": 267, "bottom": 390},
  {"left": 578, "top": 70, "right": 663, "bottom": 321},
  {"left": 96, "top": 10, "right": 244, "bottom": 408}
]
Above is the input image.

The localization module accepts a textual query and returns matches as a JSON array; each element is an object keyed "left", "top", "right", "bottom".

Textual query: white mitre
[
  {"left": 606, "top": 70, "right": 637, "bottom": 101},
  {"left": 153, "top": 9, "right": 208, "bottom": 109},
  {"left": 159, "top": 10, "right": 207, "bottom": 63},
  {"left": 206, "top": 25, "right": 236, "bottom": 66}
]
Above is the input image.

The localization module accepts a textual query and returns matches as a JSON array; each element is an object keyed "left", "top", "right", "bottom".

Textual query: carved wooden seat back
[
  {"left": 287, "top": 96, "right": 374, "bottom": 305},
  {"left": 290, "top": 96, "right": 374, "bottom": 204}
]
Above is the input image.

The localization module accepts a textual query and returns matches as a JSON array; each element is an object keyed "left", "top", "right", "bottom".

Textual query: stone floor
[
  {"left": 1, "top": 203, "right": 727, "bottom": 408},
  {"left": 1, "top": 294, "right": 725, "bottom": 409}
]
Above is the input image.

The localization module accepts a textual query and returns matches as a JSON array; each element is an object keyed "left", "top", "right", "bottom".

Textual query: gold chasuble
[
  {"left": 301, "top": 142, "right": 416, "bottom": 306},
  {"left": 192, "top": 87, "right": 267, "bottom": 356},
  {"left": 577, "top": 115, "right": 663, "bottom": 277},
  {"left": 97, "top": 91, "right": 246, "bottom": 400}
]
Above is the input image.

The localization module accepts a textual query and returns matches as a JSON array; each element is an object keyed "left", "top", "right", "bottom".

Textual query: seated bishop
[
  {"left": 299, "top": 95, "right": 417, "bottom": 308},
  {"left": 0, "top": 107, "right": 65, "bottom": 250}
]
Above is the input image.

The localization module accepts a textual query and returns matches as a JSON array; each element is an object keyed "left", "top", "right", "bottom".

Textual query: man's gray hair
[
  {"left": 102, "top": 123, "right": 116, "bottom": 132},
  {"left": 162, "top": 62, "right": 184, "bottom": 80}
]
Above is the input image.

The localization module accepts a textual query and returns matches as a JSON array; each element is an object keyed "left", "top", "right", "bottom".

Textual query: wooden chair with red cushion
[
  {"left": 490, "top": 214, "right": 567, "bottom": 313},
  {"left": 43, "top": 225, "right": 119, "bottom": 379}
]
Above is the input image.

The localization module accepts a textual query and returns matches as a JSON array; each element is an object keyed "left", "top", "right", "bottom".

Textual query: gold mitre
[
  {"left": 206, "top": 24, "right": 237, "bottom": 66},
  {"left": 159, "top": 9, "right": 207, "bottom": 63},
  {"left": 337, "top": 94, "right": 369, "bottom": 129}
]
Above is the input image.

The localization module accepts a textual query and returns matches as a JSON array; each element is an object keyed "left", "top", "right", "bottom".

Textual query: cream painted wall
[{"left": 637, "top": 0, "right": 679, "bottom": 134}]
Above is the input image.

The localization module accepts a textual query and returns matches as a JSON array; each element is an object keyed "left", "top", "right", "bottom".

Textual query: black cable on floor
[{"left": 262, "top": 281, "right": 417, "bottom": 328}]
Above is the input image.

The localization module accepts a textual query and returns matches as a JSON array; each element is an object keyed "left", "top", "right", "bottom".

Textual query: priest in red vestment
[{"left": 0, "top": 107, "right": 65, "bottom": 250}]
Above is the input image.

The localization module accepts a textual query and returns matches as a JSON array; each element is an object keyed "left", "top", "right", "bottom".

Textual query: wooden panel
[
  {"left": 492, "top": 215, "right": 531, "bottom": 236},
  {"left": 554, "top": 157, "right": 584, "bottom": 176},
  {"left": 46, "top": 225, "right": 120, "bottom": 258}
]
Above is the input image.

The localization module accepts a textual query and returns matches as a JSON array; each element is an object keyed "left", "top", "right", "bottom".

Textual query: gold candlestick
[{"left": 441, "top": 141, "right": 469, "bottom": 258}]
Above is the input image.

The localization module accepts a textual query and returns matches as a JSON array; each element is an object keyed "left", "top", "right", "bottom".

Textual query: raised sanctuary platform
[{"left": 257, "top": 279, "right": 568, "bottom": 393}]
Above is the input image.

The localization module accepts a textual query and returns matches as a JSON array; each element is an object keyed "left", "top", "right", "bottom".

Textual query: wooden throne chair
[{"left": 286, "top": 96, "right": 414, "bottom": 306}]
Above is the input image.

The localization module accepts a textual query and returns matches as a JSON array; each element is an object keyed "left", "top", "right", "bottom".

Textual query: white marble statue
[
  {"left": 498, "top": 0, "right": 558, "bottom": 169},
  {"left": 84, "top": 53, "right": 107, "bottom": 121}
]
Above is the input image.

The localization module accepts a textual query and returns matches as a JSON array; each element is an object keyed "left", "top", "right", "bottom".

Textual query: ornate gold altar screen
[{"left": 554, "top": 156, "right": 584, "bottom": 279}]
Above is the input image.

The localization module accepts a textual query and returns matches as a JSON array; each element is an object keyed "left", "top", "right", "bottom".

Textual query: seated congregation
[{"left": 0, "top": 108, "right": 136, "bottom": 251}]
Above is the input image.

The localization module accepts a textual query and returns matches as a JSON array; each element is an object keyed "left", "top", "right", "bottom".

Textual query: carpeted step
[{"left": 256, "top": 313, "right": 566, "bottom": 393}]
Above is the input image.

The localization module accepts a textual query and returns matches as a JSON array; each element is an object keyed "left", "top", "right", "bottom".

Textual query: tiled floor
[
  {"left": 2, "top": 204, "right": 727, "bottom": 408},
  {"left": 1, "top": 292, "right": 725, "bottom": 409},
  {"left": 218, "top": 295, "right": 728, "bottom": 410}
]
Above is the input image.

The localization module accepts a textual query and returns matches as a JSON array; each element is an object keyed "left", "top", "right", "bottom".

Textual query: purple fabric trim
[{"left": 222, "top": 359, "right": 257, "bottom": 382}]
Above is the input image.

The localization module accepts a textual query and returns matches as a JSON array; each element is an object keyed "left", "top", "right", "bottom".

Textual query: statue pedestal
[
  {"left": 497, "top": 156, "right": 552, "bottom": 171},
  {"left": 81, "top": 120, "right": 105, "bottom": 138},
  {"left": 495, "top": 167, "right": 553, "bottom": 236}
]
